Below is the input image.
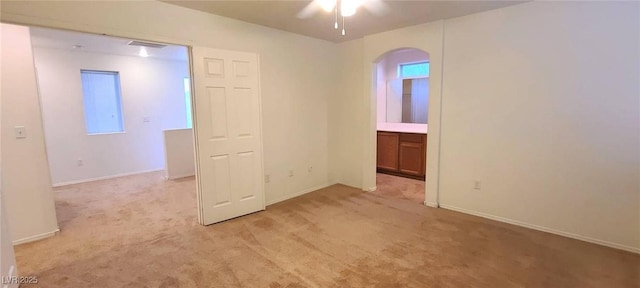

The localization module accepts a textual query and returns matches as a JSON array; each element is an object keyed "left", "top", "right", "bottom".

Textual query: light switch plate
[{"left": 14, "top": 126, "right": 26, "bottom": 139}]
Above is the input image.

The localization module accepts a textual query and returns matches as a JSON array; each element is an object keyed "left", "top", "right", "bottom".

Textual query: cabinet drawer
[{"left": 399, "top": 133, "right": 424, "bottom": 143}]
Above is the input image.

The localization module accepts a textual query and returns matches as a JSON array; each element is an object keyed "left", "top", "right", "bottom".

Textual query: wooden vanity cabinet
[
  {"left": 376, "top": 131, "right": 426, "bottom": 180},
  {"left": 376, "top": 132, "right": 399, "bottom": 171}
]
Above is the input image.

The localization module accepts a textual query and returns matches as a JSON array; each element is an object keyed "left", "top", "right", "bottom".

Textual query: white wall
[
  {"left": 1, "top": 203, "right": 18, "bottom": 288},
  {"left": 163, "top": 129, "right": 195, "bottom": 180},
  {"left": 32, "top": 47, "right": 189, "bottom": 185},
  {"left": 375, "top": 56, "right": 387, "bottom": 128},
  {"left": 439, "top": 1, "right": 639, "bottom": 252},
  {"left": 0, "top": 24, "right": 59, "bottom": 243},
  {"left": 329, "top": 39, "right": 364, "bottom": 188},
  {"left": 0, "top": 32, "right": 19, "bottom": 285},
  {"left": 385, "top": 79, "right": 404, "bottom": 123},
  {"left": 1, "top": 0, "right": 338, "bottom": 205},
  {"left": 335, "top": 1, "right": 639, "bottom": 252}
]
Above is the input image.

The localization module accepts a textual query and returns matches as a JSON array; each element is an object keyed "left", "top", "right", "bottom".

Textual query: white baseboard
[
  {"left": 53, "top": 169, "right": 163, "bottom": 187},
  {"left": 364, "top": 186, "right": 377, "bottom": 192},
  {"left": 424, "top": 201, "right": 439, "bottom": 208},
  {"left": 166, "top": 173, "right": 195, "bottom": 180},
  {"left": 439, "top": 204, "right": 640, "bottom": 254},
  {"left": 266, "top": 183, "right": 335, "bottom": 206},
  {"left": 13, "top": 228, "right": 59, "bottom": 245}
]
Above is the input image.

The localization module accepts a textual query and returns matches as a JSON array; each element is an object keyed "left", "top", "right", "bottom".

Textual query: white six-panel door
[{"left": 191, "top": 47, "right": 265, "bottom": 225}]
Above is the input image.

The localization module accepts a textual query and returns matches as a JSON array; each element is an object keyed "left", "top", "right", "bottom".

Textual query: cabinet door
[
  {"left": 377, "top": 132, "right": 399, "bottom": 171},
  {"left": 399, "top": 142, "right": 423, "bottom": 176}
]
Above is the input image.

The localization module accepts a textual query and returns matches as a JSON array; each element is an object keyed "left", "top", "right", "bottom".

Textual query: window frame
[
  {"left": 398, "top": 61, "right": 430, "bottom": 79},
  {"left": 80, "top": 69, "right": 126, "bottom": 135}
]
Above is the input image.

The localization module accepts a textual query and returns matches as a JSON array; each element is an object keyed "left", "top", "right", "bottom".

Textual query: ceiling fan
[{"left": 297, "top": 0, "right": 389, "bottom": 36}]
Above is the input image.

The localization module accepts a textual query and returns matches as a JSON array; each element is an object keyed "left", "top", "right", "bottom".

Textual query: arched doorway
[{"left": 371, "top": 48, "right": 430, "bottom": 204}]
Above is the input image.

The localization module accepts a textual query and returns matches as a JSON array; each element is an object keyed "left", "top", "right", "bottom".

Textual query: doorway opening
[
  {"left": 1, "top": 22, "right": 267, "bottom": 282},
  {"left": 373, "top": 48, "right": 429, "bottom": 205},
  {"left": 27, "top": 25, "right": 199, "bottom": 229},
  {"left": 0, "top": 23, "right": 203, "bottom": 276}
]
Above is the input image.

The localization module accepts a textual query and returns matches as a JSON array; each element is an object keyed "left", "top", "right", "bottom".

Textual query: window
[
  {"left": 399, "top": 62, "right": 430, "bottom": 78},
  {"left": 184, "top": 78, "right": 193, "bottom": 129},
  {"left": 81, "top": 70, "right": 124, "bottom": 134}
]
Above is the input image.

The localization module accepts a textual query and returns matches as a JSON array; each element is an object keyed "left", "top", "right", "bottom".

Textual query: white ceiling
[
  {"left": 163, "top": 0, "right": 528, "bottom": 43},
  {"left": 30, "top": 27, "right": 188, "bottom": 62}
]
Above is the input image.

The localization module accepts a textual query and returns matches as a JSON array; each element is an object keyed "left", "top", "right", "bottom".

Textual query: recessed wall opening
[{"left": 373, "top": 48, "right": 429, "bottom": 204}]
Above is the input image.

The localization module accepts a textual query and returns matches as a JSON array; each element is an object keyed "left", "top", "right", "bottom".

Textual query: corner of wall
[{"left": 1, "top": 23, "right": 59, "bottom": 242}]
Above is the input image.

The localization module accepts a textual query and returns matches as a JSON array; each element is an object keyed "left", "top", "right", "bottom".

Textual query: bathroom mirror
[{"left": 386, "top": 77, "right": 429, "bottom": 124}]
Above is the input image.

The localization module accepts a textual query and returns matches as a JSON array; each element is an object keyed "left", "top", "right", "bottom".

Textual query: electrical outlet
[
  {"left": 265, "top": 174, "right": 270, "bottom": 183},
  {"left": 308, "top": 166, "right": 313, "bottom": 173},
  {"left": 289, "top": 170, "right": 294, "bottom": 177},
  {"left": 77, "top": 159, "right": 84, "bottom": 166},
  {"left": 143, "top": 116, "right": 150, "bottom": 123},
  {"left": 14, "top": 126, "right": 26, "bottom": 139},
  {"left": 474, "top": 180, "right": 481, "bottom": 190}
]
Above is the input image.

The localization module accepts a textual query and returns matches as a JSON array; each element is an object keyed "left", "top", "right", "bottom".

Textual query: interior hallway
[{"left": 14, "top": 172, "right": 639, "bottom": 287}]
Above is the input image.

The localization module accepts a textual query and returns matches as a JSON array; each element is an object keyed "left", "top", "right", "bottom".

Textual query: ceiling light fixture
[
  {"left": 297, "top": 0, "right": 387, "bottom": 37},
  {"left": 139, "top": 47, "right": 149, "bottom": 58},
  {"left": 324, "top": 0, "right": 362, "bottom": 36}
]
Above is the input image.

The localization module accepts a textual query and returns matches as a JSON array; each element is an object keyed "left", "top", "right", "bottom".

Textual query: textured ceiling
[{"left": 163, "top": 1, "right": 528, "bottom": 42}]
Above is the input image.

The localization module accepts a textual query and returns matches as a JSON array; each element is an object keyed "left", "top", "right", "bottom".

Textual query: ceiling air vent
[{"left": 127, "top": 40, "right": 167, "bottom": 49}]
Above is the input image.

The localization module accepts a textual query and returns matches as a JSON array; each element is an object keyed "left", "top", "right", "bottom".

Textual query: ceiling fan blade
[
  {"left": 297, "top": 1, "right": 321, "bottom": 19},
  {"left": 362, "top": 0, "right": 389, "bottom": 16}
]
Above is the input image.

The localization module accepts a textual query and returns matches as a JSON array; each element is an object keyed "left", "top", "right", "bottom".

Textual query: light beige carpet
[
  {"left": 375, "top": 173, "right": 425, "bottom": 203},
  {"left": 14, "top": 172, "right": 639, "bottom": 287}
]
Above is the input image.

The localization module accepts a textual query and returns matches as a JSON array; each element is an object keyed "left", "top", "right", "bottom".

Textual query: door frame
[{"left": 187, "top": 47, "right": 207, "bottom": 224}]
